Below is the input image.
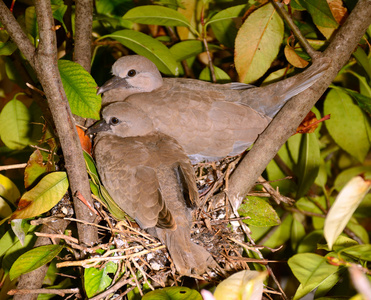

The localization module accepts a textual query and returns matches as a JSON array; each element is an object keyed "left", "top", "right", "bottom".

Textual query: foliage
[{"left": 0, "top": 0, "right": 370, "bottom": 299}]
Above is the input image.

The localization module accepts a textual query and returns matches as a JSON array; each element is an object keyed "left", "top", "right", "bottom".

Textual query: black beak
[
  {"left": 97, "top": 76, "right": 130, "bottom": 95},
  {"left": 86, "top": 120, "right": 111, "bottom": 135}
]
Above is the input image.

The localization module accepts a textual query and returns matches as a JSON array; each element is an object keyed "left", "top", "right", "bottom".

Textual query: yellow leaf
[
  {"left": 284, "top": 45, "right": 309, "bottom": 68},
  {"left": 235, "top": 3, "right": 284, "bottom": 83}
]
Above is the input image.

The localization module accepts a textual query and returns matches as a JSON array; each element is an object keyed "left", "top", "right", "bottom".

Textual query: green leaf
[
  {"left": 296, "top": 133, "right": 320, "bottom": 199},
  {"left": 342, "top": 88, "right": 371, "bottom": 115},
  {"left": 266, "top": 137, "right": 297, "bottom": 195},
  {"left": 25, "top": 6, "right": 38, "bottom": 46},
  {"left": 206, "top": 4, "right": 246, "bottom": 27},
  {"left": 291, "top": 0, "right": 305, "bottom": 11},
  {"left": 51, "top": 4, "right": 67, "bottom": 27},
  {"left": 84, "top": 261, "right": 118, "bottom": 297},
  {"left": 123, "top": 5, "right": 192, "bottom": 28},
  {"left": 9, "top": 244, "right": 63, "bottom": 280},
  {"left": 4, "top": 57, "right": 27, "bottom": 89},
  {"left": 169, "top": 40, "right": 221, "bottom": 62},
  {"left": 0, "top": 41, "right": 17, "bottom": 56},
  {"left": 238, "top": 197, "right": 281, "bottom": 227},
  {"left": 2, "top": 234, "right": 36, "bottom": 273},
  {"left": 11, "top": 172, "right": 69, "bottom": 220},
  {"left": 297, "top": 230, "right": 324, "bottom": 253},
  {"left": 347, "top": 70, "right": 371, "bottom": 99},
  {"left": 84, "top": 150, "right": 99, "bottom": 181},
  {"left": 330, "top": 235, "right": 359, "bottom": 252},
  {"left": 199, "top": 66, "right": 231, "bottom": 83},
  {"left": 291, "top": 213, "right": 306, "bottom": 251},
  {"left": 324, "top": 88, "right": 370, "bottom": 162},
  {"left": 315, "top": 158, "right": 328, "bottom": 189},
  {"left": 296, "top": 196, "right": 328, "bottom": 230},
  {"left": 58, "top": 60, "right": 101, "bottom": 120},
  {"left": 83, "top": 151, "right": 128, "bottom": 220},
  {"left": 207, "top": 4, "right": 247, "bottom": 48},
  {"left": 142, "top": 286, "right": 202, "bottom": 300},
  {"left": 298, "top": 0, "right": 338, "bottom": 28},
  {"left": 288, "top": 253, "right": 340, "bottom": 300},
  {"left": 235, "top": 3, "right": 284, "bottom": 83},
  {"left": 353, "top": 47, "right": 371, "bottom": 81},
  {"left": 340, "top": 244, "right": 371, "bottom": 261},
  {"left": 100, "top": 30, "right": 179, "bottom": 76},
  {"left": 347, "top": 218, "right": 369, "bottom": 244},
  {"left": 250, "top": 214, "right": 292, "bottom": 248},
  {"left": 96, "top": 0, "right": 134, "bottom": 17},
  {"left": 334, "top": 166, "right": 371, "bottom": 191},
  {"left": 0, "top": 230, "right": 19, "bottom": 259},
  {"left": 213, "top": 270, "right": 266, "bottom": 300},
  {"left": 0, "top": 97, "right": 32, "bottom": 150}
]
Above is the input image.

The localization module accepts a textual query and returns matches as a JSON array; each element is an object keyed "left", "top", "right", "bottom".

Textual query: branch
[
  {"left": 33, "top": 0, "right": 97, "bottom": 245},
  {"left": 9, "top": 287, "right": 80, "bottom": 297},
  {"left": 74, "top": 0, "right": 94, "bottom": 72},
  {"left": 0, "top": 0, "right": 98, "bottom": 248},
  {"left": 270, "top": 0, "right": 320, "bottom": 59},
  {"left": 226, "top": 0, "right": 371, "bottom": 211}
]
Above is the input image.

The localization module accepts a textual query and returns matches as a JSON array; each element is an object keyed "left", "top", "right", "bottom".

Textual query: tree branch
[
  {"left": 226, "top": 0, "right": 371, "bottom": 211},
  {"left": 74, "top": 0, "right": 94, "bottom": 72},
  {"left": 33, "top": 0, "right": 97, "bottom": 245},
  {"left": 0, "top": 0, "right": 98, "bottom": 250},
  {"left": 270, "top": 0, "right": 320, "bottom": 59}
]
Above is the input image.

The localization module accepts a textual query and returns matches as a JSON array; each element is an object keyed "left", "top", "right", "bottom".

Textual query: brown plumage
[
  {"left": 87, "top": 102, "right": 216, "bottom": 275},
  {"left": 97, "top": 55, "right": 331, "bottom": 163}
]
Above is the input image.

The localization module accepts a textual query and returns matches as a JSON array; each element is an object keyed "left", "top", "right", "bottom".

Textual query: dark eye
[
  {"left": 127, "top": 69, "right": 136, "bottom": 77},
  {"left": 110, "top": 117, "right": 120, "bottom": 125}
]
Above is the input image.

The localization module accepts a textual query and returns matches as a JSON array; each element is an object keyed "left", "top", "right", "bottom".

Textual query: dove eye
[
  {"left": 127, "top": 69, "right": 136, "bottom": 77},
  {"left": 110, "top": 117, "right": 120, "bottom": 125}
]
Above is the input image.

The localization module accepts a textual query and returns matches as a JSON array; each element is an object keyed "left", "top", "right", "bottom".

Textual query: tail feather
[
  {"left": 241, "top": 56, "right": 331, "bottom": 118},
  {"left": 156, "top": 225, "right": 216, "bottom": 275}
]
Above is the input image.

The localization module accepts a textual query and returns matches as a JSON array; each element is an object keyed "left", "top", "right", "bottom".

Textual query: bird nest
[{"left": 50, "top": 155, "right": 284, "bottom": 298}]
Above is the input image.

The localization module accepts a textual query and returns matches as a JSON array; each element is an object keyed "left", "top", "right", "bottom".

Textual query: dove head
[
  {"left": 87, "top": 102, "right": 155, "bottom": 138},
  {"left": 97, "top": 55, "right": 163, "bottom": 95}
]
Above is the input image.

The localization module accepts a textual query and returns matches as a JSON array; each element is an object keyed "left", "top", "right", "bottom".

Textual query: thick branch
[
  {"left": 0, "top": 0, "right": 98, "bottom": 246},
  {"left": 227, "top": 0, "right": 371, "bottom": 210},
  {"left": 33, "top": 0, "right": 97, "bottom": 245},
  {"left": 74, "top": 0, "right": 93, "bottom": 72}
]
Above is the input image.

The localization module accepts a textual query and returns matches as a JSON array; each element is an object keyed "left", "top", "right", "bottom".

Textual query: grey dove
[
  {"left": 87, "top": 102, "right": 216, "bottom": 275},
  {"left": 97, "top": 55, "right": 331, "bottom": 163}
]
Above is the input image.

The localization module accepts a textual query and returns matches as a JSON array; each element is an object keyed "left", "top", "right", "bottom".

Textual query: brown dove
[
  {"left": 87, "top": 102, "right": 216, "bottom": 275},
  {"left": 97, "top": 55, "right": 331, "bottom": 163}
]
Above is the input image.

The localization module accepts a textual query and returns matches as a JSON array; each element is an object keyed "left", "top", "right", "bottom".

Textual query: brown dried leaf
[
  {"left": 24, "top": 150, "right": 50, "bottom": 188},
  {"left": 296, "top": 112, "right": 331, "bottom": 134},
  {"left": 284, "top": 45, "right": 309, "bottom": 68},
  {"left": 328, "top": 0, "right": 348, "bottom": 25}
]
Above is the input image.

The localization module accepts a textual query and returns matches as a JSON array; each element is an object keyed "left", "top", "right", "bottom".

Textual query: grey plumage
[
  {"left": 88, "top": 102, "right": 216, "bottom": 275},
  {"left": 97, "top": 55, "right": 331, "bottom": 162}
]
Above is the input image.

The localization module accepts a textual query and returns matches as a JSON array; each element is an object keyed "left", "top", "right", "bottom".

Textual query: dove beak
[
  {"left": 86, "top": 120, "right": 111, "bottom": 135},
  {"left": 97, "top": 76, "right": 130, "bottom": 95}
]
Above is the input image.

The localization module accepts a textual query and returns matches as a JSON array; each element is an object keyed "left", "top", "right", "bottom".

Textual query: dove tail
[
  {"left": 241, "top": 56, "right": 331, "bottom": 118},
  {"left": 156, "top": 225, "right": 216, "bottom": 275}
]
